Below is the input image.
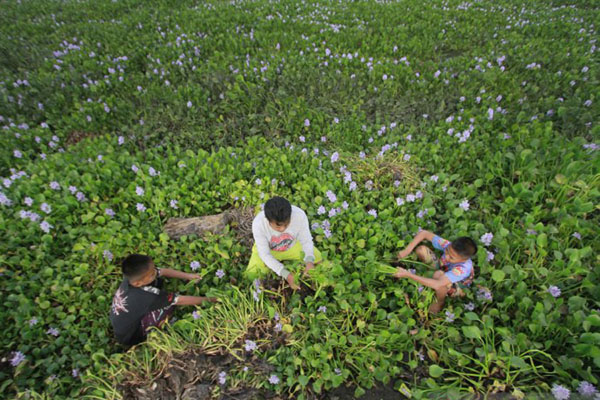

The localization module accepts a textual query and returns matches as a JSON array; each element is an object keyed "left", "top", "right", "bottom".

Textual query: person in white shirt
[{"left": 245, "top": 196, "right": 323, "bottom": 289}]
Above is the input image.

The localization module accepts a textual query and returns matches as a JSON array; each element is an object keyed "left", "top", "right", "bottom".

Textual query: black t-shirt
[{"left": 109, "top": 271, "right": 178, "bottom": 346}]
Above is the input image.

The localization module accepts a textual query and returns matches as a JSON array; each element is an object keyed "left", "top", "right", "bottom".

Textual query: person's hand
[
  {"left": 393, "top": 267, "right": 409, "bottom": 279},
  {"left": 303, "top": 262, "right": 315, "bottom": 277},
  {"left": 188, "top": 273, "right": 203, "bottom": 282},
  {"left": 397, "top": 248, "right": 411, "bottom": 259},
  {"left": 286, "top": 273, "right": 300, "bottom": 290}
]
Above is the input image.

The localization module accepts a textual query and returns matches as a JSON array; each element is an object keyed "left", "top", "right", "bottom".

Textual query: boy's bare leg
[{"left": 430, "top": 284, "right": 448, "bottom": 313}]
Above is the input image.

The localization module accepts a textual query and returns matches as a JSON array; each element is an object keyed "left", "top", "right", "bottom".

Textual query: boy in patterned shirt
[
  {"left": 393, "top": 230, "right": 477, "bottom": 313},
  {"left": 110, "top": 254, "right": 216, "bottom": 346}
]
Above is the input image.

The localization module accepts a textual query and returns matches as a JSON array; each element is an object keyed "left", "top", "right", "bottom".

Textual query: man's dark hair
[
  {"left": 451, "top": 237, "right": 478, "bottom": 258},
  {"left": 264, "top": 196, "right": 292, "bottom": 223},
  {"left": 122, "top": 254, "right": 152, "bottom": 280}
]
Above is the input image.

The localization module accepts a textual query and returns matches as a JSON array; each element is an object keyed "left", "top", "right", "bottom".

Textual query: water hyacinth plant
[{"left": 0, "top": 0, "right": 598, "bottom": 398}]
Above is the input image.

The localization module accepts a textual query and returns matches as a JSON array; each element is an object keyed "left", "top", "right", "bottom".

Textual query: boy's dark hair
[
  {"left": 122, "top": 254, "right": 152, "bottom": 280},
  {"left": 264, "top": 196, "right": 292, "bottom": 223},
  {"left": 451, "top": 237, "right": 478, "bottom": 258}
]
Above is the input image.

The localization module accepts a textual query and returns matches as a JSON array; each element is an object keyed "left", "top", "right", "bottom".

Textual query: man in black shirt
[{"left": 110, "top": 254, "right": 216, "bottom": 346}]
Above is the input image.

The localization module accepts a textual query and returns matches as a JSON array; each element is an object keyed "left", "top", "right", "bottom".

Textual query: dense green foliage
[{"left": 0, "top": 0, "right": 598, "bottom": 398}]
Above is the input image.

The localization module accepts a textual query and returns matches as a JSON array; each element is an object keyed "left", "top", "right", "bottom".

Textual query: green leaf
[
  {"left": 462, "top": 326, "right": 482, "bottom": 340},
  {"left": 298, "top": 375, "right": 309, "bottom": 387},
  {"left": 536, "top": 233, "right": 548, "bottom": 248},
  {"left": 491, "top": 270, "right": 505, "bottom": 282},
  {"left": 429, "top": 364, "right": 444, "bottom": 378}
]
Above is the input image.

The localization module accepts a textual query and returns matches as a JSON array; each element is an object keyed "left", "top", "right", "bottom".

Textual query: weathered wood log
[{"left": 163, "top": 207, "right": 255, "bottom": 246}]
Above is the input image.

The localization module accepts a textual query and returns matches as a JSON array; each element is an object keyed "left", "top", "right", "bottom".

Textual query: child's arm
[
  {"left": 175, "top": 295, "right": 217, "bottom": 306},
  {"left": 160, "top": 268, "right": 202, "bottom": 281},
  {"left": 296, "top": 209, "right": 316, "bottom": 275},
  {"left": 398, "top": 230, "right": 435, "bottom": 258},
  {"left": 393, "top": 267, "right": 450, "bottom": 290}
]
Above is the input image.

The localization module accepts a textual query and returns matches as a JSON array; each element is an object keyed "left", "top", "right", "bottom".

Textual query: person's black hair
[
  {"left": 451, "top": 237, "right": 478, "bottom": 258},
  {"left": 264, "top": 196, "right": 292, "bottom": 223},
  {"left": 122, "top": 254, "right": 152, "bottom": 280}
]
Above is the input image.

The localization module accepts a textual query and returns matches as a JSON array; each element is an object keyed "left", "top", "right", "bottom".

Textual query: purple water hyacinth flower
[
  {"left": 477, "top": 288, "right": 493, "bottom": 302},
  {"left": 216, "top": 269, "right": 225, "bottom": 279},
  {"left": 245, "top": 340, "right": 257, "bottom": 352},
  {"left": 445, "top": 311, "right": 455, "bottom": 322},
  {"left": 331, "top": 152, "right": 339, "bottom": 163},
  {"left": 323, "top": 228, "right": 332, "bottom": 238},
  {"left": 572, "top": 232, "right": 581, "bottom": 240},
  {"left": 396, "top": 198, "right": 405, "bottom": 206},
  {"left": 318, "top": 306, "right": 327, "bottom": 313},
  {"left": 47, "top": 327, "right": 59, "bottom": 336},
  {"left": 342, "top": 201, "right": 349, "bottom": 210},
  {"left": 406, "top": 194, "right": 416, "bottom": 202},
  {"left": 190, "top": 261, "right": 200, "bottom": 271},
  {"left": 170, "top": 199, "right": 178, "bottom": 209},
  {"left": 481, "top": 233, "right": 493, "bottom": 246},
  {"left": 187, "top": 101, "right": 192, "bottom": 108},
  {"left": 365, "top": 180, "right": 373, "bottom": 190},
  {"left": 268, "top": 374, "right": 280, "bottom": 385},
  {"left": 487, "top": 108, "right": 494, "bottom": 120},
  {"left": 148, "top": 167, "right": 159, "bottom": 176},
  {"left": 10, "top": 351, "right": 25, "bottom": 367},
  {"left": 349, "top": 181, "right": 357, "bottom": 191},
  {"left": 527, "top": 229, "right": 537, "bottom": 235},
  {"left": 105, "top": 208, "right": 115, "bottom": 217},
  {"left": 14, "top": 150, "right": 22, "bottom": 158},
  {"left": 40, "top": 221, "right": 53, "bottom": 233},
  {"left": 304, "top": 119, "right": 310, "bottom": 127},
  {"left": 334, "top": 368, "right": 342, "bottom": 375},
  {"left": 135, "top": 186, "right": 145, "bottom": 196},
  {"left": 274, "top": 322, "right": 282, "bottom": 332},
  {"left": 486, "top": 251, "right": 494, "bottom": 262},
  {"left": 328, "top": 208, "right": 337, "bottom": 218},
  {"left": 459, "top": 200, "right": 470, "bottom": 211},
  {"left": 577, "top": 381, "right": 597, "bottom": 397},
  {"left": 394, "top": 180, "right": 401, "bottom": 187},
  {"left": 321, "top": 136, "right": 327, "bottom": 142},
  {"left": 359, "top": 151, "right": 366, "bottom": 159},
  {"left": 548, "top": 286, "right": 561, "bottom": 298},
  {"left": 299, "top": 135, "right": 305, "bottom": 143},
  {"left": 584, "top": 100, "right": 592, "bottom": 107},
  {"left": 118, "top": 136, "right": 125, "bottom": 145},
  {"left": 218, "top": 371, "right": 227, "bottom": 385},
  {"left": 333, "top": 117, "right": 339, "bottom": 123},
  {"left": 28, "top": 317, "right": 38, "bottom": 326},
  {"left": 131, "top": 165, "right": 139, "bottom": 173},
  {"left": 415, "top": 191, "right": 423, "bottom": 199},
  {"left": 76, "top": 192, "right": 87, "bottom": 202},
  {"left": 326, "top": 190, "right": 337, "bottom": 203},
  {"left": 368, "top": 209, "right": 377, "bottom": 218},
  {"left": 403, "top": 154, "right": 411, "bottom": 161},
  {"left": 72, "top": 369, "right": 79, "bottom": 378},
  {"left": 465, "top": 302, "right": 475, "bottom": 311},
  {"left": 192, "top": 311, "right": 200, "bottom": 320},
  {"left": 50, "top": 181, "right": 60, "bottom": 190},
  {"left": 431, "top": 175, "right": 439, "bottom": 182},
  {"left": 317, "top": 205, "right": 326, "bottom": 215},
  {"left": 136, "top": 203, "right": 146, "bottom": 212},
  {"left": 69, "top": 185, "right": 78, "bottom": 194},
  {"left": 311, "top": 222, "right": 320, "bottom": 231},
  {"left": 551, "top": 384, "right": 570, "bottom": 400},
  {"left": 103, "top": 250, "right": 114, "bottom": 262},
  {"left": 24, "top": 197, "right": 34, "bottom": 206}
]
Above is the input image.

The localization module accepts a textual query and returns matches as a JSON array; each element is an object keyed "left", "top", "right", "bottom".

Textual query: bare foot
[{"left": 429, "top": 301, "right": 444, "bottom": 314}]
